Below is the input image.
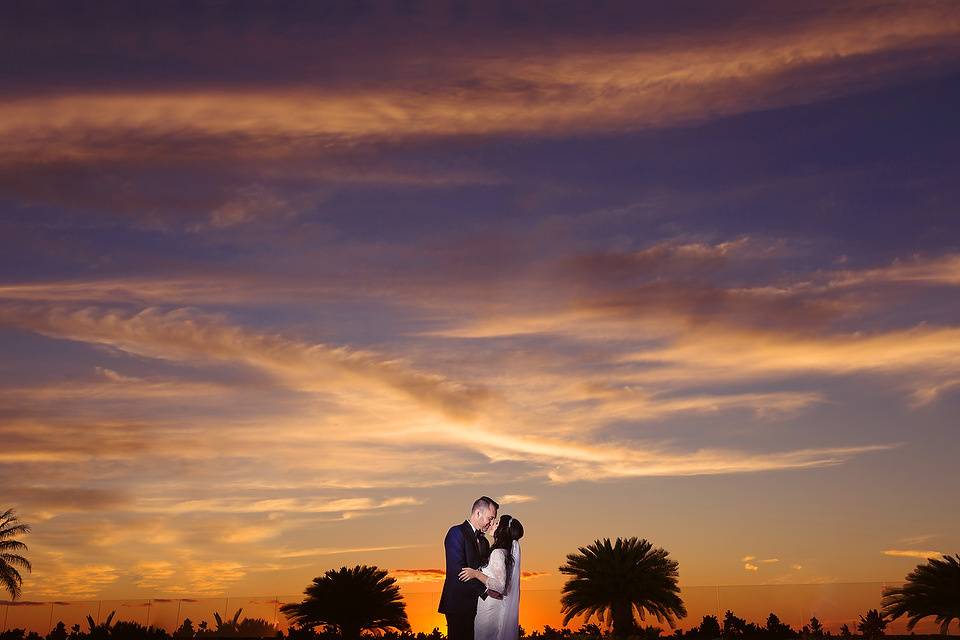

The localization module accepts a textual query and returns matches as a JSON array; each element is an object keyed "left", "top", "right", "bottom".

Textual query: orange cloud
[
  {"left": 623, "top": 325, "right": 960, "bottom": 382},
  {"left": 278, "top": 545, "right": 423, "bottom": 559},
  {"left": 830, "top": 254, "right": 960, "bottom": 287},
  {"left": 883, "top": 549, "right": 943, "bottom": 559},
  {"left": 1, "top": 3, "right": 957, "bottom": 165},
  {"left": 0, "top": 303, "right": 490, "bottom": 420},
  {"left": 521, "top": 572, "right": 550, "bottom": 581},
  {"left": 391, "top": 569, "right": 446, "bottom": 584}
]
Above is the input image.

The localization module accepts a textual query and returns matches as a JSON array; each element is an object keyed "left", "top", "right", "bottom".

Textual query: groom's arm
[{"left": 444, "top": 527, "right": 487, "bottom": 599}]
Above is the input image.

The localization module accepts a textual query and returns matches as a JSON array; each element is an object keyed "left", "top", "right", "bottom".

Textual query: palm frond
[
  {"left": 882, "top": 554, "right": 960, "bottom": 634},
  {"left": 0, "top": 568, "right": 21, "bottom": 600},
  {"left": 1, "top": 553, "right": 32, "bottom": 571}
]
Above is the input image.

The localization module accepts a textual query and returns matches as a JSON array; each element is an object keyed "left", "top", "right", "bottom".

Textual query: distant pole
[
  {"left": 96, "top": 601, "right": 102, "bottom": 625},
  {"left": 49, "top": 602, "right": 55, "bottom": 631},
  {"left": 176, "top": 599, "right": 182, "bottom": 629},
  {"left": 273, "top": 597, "right": 278, "bottom": 626},
  {"left": 4, "top": 602, "right": 10, "bottom": 630},
  {"left": 716, "top": 585, "right": 721, "bottom": 618},
  {"left": 146, "top": 600, "right": 152, "bottom": 627}
]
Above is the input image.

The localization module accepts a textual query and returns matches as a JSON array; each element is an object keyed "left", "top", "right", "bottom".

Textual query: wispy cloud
[
  {"left": 883, "top": 549, "right": 943, "bottom": 559},
  {"left": 27, "top": 558, "right": 120, "bottom": 599},
  {"left": 3, "top": 3, "right": 958, "bottom": 166},
  {"left": 133, "top": 561, "right": 177, "bottom": 589},
  {"left": 278, "top": 545, "right": 423, "bottom": 559},
  {"left": 0, "top": 303, "right": 491, "bottom": 420},
  {"left": 622, "top": 325, "right": 960, "bottom": 384},
  {"left": 829, "top": 254, "right": 960, "bottom": 288},
  {"left": 141, "top": 496, "right": 422, "bottom": 516},
  {"left": 521, "top": 571, "right": 550, "bottom": 581}
]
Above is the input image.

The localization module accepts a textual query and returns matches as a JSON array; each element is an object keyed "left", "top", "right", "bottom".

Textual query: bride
[{"left": 459, "top": 515, "right": 524, "bottom": 640}]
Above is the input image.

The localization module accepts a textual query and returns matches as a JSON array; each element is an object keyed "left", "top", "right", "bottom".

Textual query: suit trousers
[{"left": 446, "top": 612, "right": 475, "bottom": 640}]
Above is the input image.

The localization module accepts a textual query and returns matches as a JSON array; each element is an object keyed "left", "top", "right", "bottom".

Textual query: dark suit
[{"left": 438, "top": 521, "right": 488, "bottom": 640}]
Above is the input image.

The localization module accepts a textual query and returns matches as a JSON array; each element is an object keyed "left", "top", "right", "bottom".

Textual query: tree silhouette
[
  {"left": 698, "top": 616, "right": 721, "bottom": 639},
  {"left": 48, "top": 621, "right": 68, "bottom": 640},
  {"left": 722, "top": 611, "right": 747, "bottom": 640},
  {"left": 881, "top": 553, "right": 960, "bottom": 634},
  {"left": 0, "top": 508, "right": 32, "bottom": 600},
  {"left": 236, "top": 617, "right": 278, "bottom": 637},
  {"left": 807, "top": 617, "right": 823, "bottom": 639},
  {"left": 765, "top": 613, "right": 795, "bottom": 638},
  {"left": 280, "top": 565, "right": 410, "bottom": 640},
  {"left": 211, "top": 609, "right": 243, "bottom": 636},
  {"left": 110, "top": 620, "right": 169, "bottom": 640},
  {"left": 86, "top": 610, "right": 117, "bottom": 640},
  {"left": 856, "top": 610, "right": 887, "bottom": 640},
  {"left": 173, "top": 618, "right": 196, "bottom": 639},
  {"left": 559, "top": 537, "right": 687, "bottom": 638}
]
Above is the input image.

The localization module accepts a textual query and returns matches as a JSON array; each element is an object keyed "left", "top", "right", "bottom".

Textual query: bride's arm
[
  {"left": 460, "top": 550, "right": 506, "bottom": 593},
  {"left": 485, "top": 550, "right": 506, "bottom": 594}
]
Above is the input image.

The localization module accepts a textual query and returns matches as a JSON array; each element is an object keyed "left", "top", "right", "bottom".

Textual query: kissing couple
[{"left": 438, "top": 496, "right": 525, "bottom": 640}]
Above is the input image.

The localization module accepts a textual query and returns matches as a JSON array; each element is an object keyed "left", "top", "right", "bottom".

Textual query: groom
[{"left": 438, "top": 496, "right": 499, "bottom": 640}]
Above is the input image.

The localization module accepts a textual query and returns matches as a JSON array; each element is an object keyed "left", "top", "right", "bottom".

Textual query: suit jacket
[{"left": 438, "top": 520, "right": 488, "bottom": 615}]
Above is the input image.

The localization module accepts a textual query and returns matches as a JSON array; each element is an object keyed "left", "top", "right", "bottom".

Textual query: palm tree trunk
[{"left": 611, "top": 601, "right": 636, "bottom": 639}]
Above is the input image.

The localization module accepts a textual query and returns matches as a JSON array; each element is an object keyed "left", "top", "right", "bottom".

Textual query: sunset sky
[{"left": 2, "top": 0, "right": 960, "bottom": 630}]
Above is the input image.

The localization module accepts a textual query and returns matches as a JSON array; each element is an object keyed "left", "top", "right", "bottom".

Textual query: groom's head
[{"left": 470, "top": 496, "right": 499, "bottom": 532}]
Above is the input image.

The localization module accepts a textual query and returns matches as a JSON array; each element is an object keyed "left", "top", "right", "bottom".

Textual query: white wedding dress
[{"left": 475, "top": 541, "right": 521, "bottom": 640}]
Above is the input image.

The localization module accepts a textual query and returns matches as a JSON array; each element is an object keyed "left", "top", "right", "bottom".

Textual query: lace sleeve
[{"left": 486, "top": 549, "right": 507, "bottom": 593}]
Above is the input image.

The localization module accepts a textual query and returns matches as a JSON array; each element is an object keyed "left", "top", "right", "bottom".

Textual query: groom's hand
[{"left": 486, "top": 589, "right": 503, "bottom": 600}]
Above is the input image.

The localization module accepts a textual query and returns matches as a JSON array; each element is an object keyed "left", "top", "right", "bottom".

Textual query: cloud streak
[
  {"left": 883, "top": 549, "right": 943, "bottom": 559},
  {"left": 0, "top": 303, "right": 490, "bottom": 420},
  {"left": 2, "top": 3, "right": 959, "bottom": 167}
]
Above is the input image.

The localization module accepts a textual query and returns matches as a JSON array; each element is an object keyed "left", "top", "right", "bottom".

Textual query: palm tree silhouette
[
  {"left": 86, "top": 610, "right": 117, "bottom": 640},
  {"left": 559, "top": 537, "right": 686, "bottom": 638},
  {"left": 882, "top": 553, "right": 960, "bottom": 634},
  {"left": 0, "top": 509, "right": 32, "bottom": 600},
  {"left": 213, "top": 608, "right": 243, "bottom": 636},
  {"left": 280, "top": 565, "right": 410, "bottom": 640},
  {"left": 857, "top": 609, "right": 888, "bottom": 640}
]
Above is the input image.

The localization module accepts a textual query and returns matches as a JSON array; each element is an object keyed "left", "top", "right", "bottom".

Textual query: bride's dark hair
[{"left": 490, "top": 515, "right": 523, "bottom": 594}]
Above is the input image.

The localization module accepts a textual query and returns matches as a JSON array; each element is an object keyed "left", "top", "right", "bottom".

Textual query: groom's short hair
[{"left": 472, "top": 496, "right": 499, "bottom": 513}]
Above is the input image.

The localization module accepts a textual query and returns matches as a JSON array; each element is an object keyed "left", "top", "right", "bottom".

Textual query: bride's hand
[{"left": 458, "top": 568, "right": 478, "bottom": 581}]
